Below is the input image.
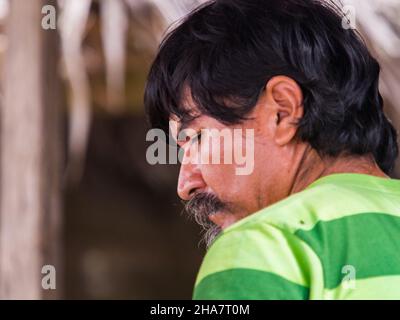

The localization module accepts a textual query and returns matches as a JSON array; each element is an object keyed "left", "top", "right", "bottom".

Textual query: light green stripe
[
  {"left": 295, "top": 213, "right": 400, "bottom": 289},
  {"left": 223, "top": 174, "right": 400, "bottom": 235},
  {"left": 323, "top": 275, "right": 400, "bottom": 300},
  {"left": 306, "top": 173, "right": 400, "bottom": 194},
  {"left": 193, "top": 268, "right": 310, "bottom": 300},
  {"left": 195, "top": 223, "right": 323, "bottom": 288}
]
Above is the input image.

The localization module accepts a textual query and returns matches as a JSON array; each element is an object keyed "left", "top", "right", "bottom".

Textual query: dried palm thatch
[
  {"left": 343, "top": 0, "right": 400, "bottom": 176},
  {"left": 59, "top": 0, "right": 209, "bottom": 183},
  {"left": 58, "top": 0, "right": 92, "bottom": 183},
  {"left": 0, "top": 0, "right": 398, "bottom": 178}
]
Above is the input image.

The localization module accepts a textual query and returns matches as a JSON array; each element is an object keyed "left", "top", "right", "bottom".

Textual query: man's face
[{"left": 171, "top": 90, "right": 294, "bottom": 246}]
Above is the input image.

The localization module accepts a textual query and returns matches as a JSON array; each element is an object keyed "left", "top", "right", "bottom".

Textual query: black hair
[{"left": 144, "top": 0, "right": 398, "bottom": 174}]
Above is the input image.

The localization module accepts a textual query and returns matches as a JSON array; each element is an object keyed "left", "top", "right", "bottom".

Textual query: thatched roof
[{"left": 3, "top": 0, "right": 397, "bottom": 176}]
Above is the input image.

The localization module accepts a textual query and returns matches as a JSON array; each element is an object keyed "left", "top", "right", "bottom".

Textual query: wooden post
[{"left": 0, "top": 0, "right": 63, "bottom": 299}]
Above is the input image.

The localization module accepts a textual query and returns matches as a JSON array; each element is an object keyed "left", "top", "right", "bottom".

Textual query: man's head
[{"left": 144, "top": 0, "right": 398, "bottom": 246}]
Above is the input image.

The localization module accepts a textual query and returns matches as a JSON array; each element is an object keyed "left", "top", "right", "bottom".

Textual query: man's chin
[
  {"left": 202, "top": 224, "right": 222, "bottom": 248},
  {"left": 208, "top": 211, "right": 238, "bottom": 230}
]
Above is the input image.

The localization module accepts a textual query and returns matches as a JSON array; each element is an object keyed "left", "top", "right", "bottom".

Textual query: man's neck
[{"left": 290, "top": 146, "right": 388, "bottom": 195}]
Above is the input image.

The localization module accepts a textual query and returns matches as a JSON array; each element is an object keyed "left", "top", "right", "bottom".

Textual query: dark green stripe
[
  {"left": 193, "top": 268, "right": 309, "bottom": 300},
  {"left": 295, "top": 213, "right": 400, "bottom": 289}
]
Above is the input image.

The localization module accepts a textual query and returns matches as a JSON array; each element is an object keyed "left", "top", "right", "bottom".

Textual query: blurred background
[{"left": 0, "top": 0, "right": 398, "bottom": 299}]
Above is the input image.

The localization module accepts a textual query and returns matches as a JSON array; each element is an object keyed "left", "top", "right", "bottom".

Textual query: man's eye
[{"left": 178, "top": 131, "right": 202, "bottom": 147}]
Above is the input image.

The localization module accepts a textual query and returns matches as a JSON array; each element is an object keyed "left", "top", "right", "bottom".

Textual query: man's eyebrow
[{"left": 178, "top": 117, "right": 198, "bottom": 133}]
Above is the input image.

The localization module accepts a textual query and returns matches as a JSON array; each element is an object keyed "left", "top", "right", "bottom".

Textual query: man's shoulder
[
  {"left": 194, "top": 174, "right": 400, "bottom": 299},
  {"left": 193, "top": 213, "right": 319, "bottom": 299},
  {"left": 226, "top": 173, "right": 400, "bottom": 236}
]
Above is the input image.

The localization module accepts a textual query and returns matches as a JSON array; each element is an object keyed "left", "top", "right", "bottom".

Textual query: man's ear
[{"left": 265, "top": 76, "right": 304, "bottom": 146}]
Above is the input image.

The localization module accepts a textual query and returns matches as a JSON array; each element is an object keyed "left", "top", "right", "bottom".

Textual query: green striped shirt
[{"left": 193, "top": 173, "right": 400, "bottom": 300}]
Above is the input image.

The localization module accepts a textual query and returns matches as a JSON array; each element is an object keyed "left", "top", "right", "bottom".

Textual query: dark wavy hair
[{"left": 144, "top": 0, "right": 398, "bottom": 174}]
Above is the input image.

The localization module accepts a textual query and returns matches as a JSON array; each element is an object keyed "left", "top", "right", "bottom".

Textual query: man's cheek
[
  {"left": 199, "top": 129, "right": 234, "bottom": 165},
  {"left": 201, "top": 163, "right": 238, "bottom": 192},
  {"left": 233, "top": 129, "right": 255, "bottom": 176}
]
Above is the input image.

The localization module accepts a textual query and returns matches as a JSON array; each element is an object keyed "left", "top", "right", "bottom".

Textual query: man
[{"left": 144, "top": 0, "right": 400, "bottom": 299}]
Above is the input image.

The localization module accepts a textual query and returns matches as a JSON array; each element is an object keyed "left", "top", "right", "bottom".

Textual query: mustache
[{"left": 182, "top": 192, "right": 227, "bottom": 248}]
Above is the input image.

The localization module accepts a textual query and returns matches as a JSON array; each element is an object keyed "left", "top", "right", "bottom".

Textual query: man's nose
[{"left": 177, "top": 161, "right": 206, "bottom": 201}]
